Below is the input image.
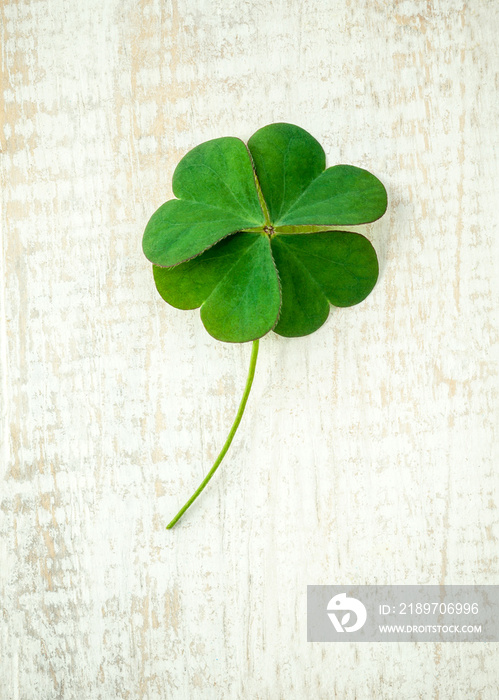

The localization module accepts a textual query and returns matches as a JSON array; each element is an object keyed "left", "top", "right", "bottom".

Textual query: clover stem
[{"left": 166, "top": 339, "right": 260, "bottom": 529}]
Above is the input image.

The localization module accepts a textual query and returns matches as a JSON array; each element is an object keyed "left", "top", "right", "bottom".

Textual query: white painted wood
[{"left": 1, "top": 1, "right": 498, "bottom": 698}]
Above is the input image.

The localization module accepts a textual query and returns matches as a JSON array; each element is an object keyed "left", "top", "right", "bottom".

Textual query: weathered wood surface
[{"left": 1, "top": 1, "right": 498, "bottom": 698}]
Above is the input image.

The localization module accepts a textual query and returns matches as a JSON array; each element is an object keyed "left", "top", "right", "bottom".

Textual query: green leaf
[
  {"left": 273, "top": 231, "right": 379, "bottom": 311},
  {"left": 154, "top": 233, "right": 281, "bottom": 343},
  {"left": 172, "top": 137, "right": 263, "bottom": 220},
  {"left": 201, "top": 235, "right": 280, "bottom": 343},
  {"left": 248, "top": 123, "right": 325, "bottom": 223},
  {"left": 143, "top": 200, "right": 258, "bottom": 268},
  {"left": 153, "top": 232, "right": 259, "bottom": 309},
  {"left": 276, "top": 164, "right": 387, "bottom": 226},
  {"left": 270, "top": 237, "right": 330, "bottom": 337},
  {"left": 143, "top": 137, "right": 265, "bottom": 268}
]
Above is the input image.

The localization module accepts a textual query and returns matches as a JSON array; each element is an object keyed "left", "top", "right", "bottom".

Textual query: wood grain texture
[{"left": 1, "top": 0, "right": 498, "bottom": 698}]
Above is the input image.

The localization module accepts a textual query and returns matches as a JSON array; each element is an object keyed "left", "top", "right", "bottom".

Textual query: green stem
[{"left": 166, "top": 339, "right": 260, "bottom": 529}]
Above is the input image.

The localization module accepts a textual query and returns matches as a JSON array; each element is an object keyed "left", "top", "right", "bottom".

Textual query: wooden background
[{"left": 1, "top": 1, "right": 498, "bottom": 698}]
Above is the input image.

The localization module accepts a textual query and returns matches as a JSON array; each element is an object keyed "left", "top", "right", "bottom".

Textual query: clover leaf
[{"left": 143, "top": 123, "right": 387, "bottom": 527}]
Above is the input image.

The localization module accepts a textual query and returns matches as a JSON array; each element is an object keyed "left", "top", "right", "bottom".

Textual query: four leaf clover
[
  {"left": 143, "top": 123, "right": 387, "bottom": 343},
  {"left": 142, "top": 123, "right": 387, "bottom": 527}
]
